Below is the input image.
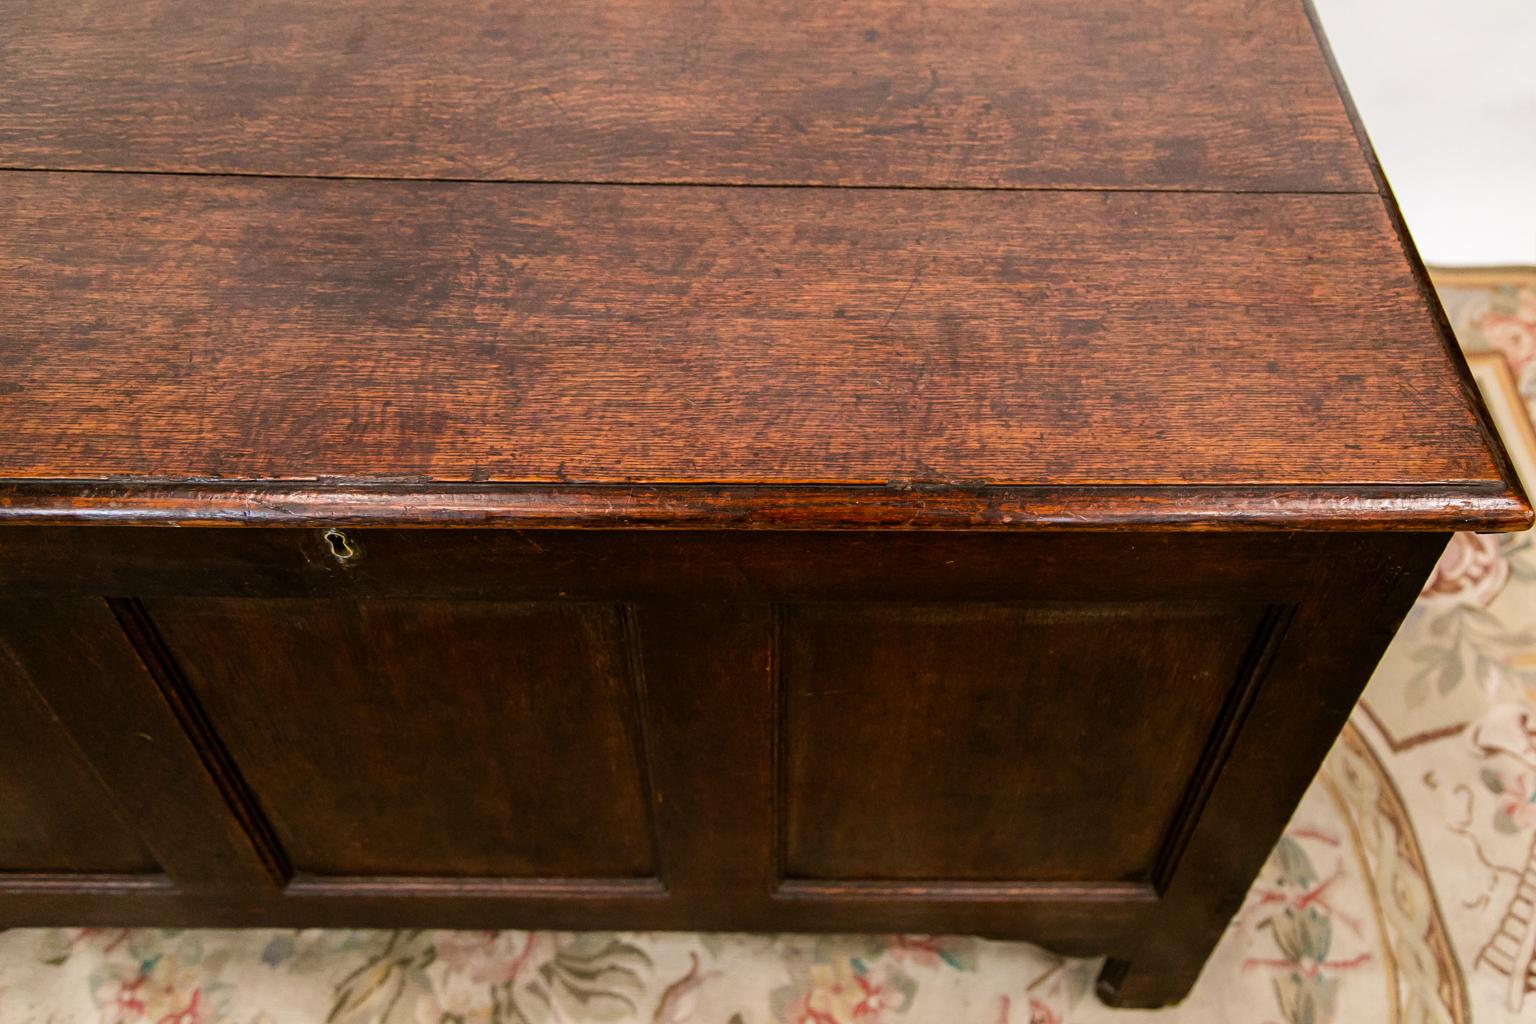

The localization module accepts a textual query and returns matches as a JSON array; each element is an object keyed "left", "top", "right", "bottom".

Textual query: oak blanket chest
[{"left": 0, "top": 0, "right": 1529, "bottom": 1007}]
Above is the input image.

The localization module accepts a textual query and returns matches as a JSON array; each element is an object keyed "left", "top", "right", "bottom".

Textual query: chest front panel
[{"left": 0, "top": 527, "right": 1443, "bottom": 967}]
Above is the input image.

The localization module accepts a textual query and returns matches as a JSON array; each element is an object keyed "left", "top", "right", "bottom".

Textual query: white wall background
[{"left": 1310, "top": 0, "right": 1536, "bottom": 266}]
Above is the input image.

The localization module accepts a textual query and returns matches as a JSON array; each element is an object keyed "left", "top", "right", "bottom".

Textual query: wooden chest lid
[{"left": 0, "top": 0, "right": 1527, "bottom": 530}]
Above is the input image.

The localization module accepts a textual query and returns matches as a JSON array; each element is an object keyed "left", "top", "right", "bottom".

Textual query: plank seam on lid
[{"left": 0, "top": 165, "right": 1381, "bottom": 197}]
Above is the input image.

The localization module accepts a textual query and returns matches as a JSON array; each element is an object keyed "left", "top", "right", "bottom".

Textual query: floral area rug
[{"left": 2, "top": 270, "right": 1536, "bottom": 1023}]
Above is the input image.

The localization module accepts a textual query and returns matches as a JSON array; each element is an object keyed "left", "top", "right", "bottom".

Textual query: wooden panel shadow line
[
  {"left": 619, "top": 603, "right": 667, "bottom": 889},
  {"left": 105, "top": 598, "right": 293, "bottom": 887},
  {"left": 1148, "top": 603, "right": 1298, "bottom": 894},
  {"left": 283, "top": 875, "right": 668, "bottom": 900},
  {"left": 773, "top": 878, "right": 1158, "bottom": 904}
]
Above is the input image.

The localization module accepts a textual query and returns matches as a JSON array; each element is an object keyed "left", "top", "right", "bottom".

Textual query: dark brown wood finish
[
  {"left": 145, "top": 599, "right": 658, "bottom": 880},
  {"left": 0, "top": 0, "right": 1529, "bottom": 1011},
  {"left": 0, "top": 527, "right": 1449, "bottom": 603},
  {"left": 0, "top": 481, "right": 1528, "bottom": 532},
  {"left": 0, "top": 599, "right": 280, "bottom": 890},
  {"left": 0, "top": 619, "right": 159, "bottom": 875},
  {"left": 0, "top": 0, "right": 1370, "bottom": 191},
  {"left": 780, "top": 602, "right": 1270, "bottom": 884},
  {"left": 1099, "top": 530, "right": 1452, "bottom": 1004},
  {"left": 0, "top": 528, "right": 1468, "bottom": 993},
  {"left": 0, "top": 174, "right": 1507, "bottom": 498}
]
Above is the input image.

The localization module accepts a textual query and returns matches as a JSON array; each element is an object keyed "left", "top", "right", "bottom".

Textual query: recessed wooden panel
[
  {"left": 144, "top": 599, "right": 654, "bottom": 879},
  {"left": 780, "top": 602, "right": 1269, "bottom": 883},
  {"left": 0, "top": 635, "right": 157, "bottom": 874}
]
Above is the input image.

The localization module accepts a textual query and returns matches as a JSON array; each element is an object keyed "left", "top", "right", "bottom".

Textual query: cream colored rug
[{"left": 3, "top": 269, "right": 1535, "bottom": 1023}]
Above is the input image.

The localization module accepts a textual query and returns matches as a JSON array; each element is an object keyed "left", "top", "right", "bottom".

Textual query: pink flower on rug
[
  {"left": 98, "top": 973, "right": 148, "bottom": 1021},
  {"left": 1485, "top": 770, "right": 1536, "bottom": 834},
  {"left": 431, "top": 931, "right": 543, "bottom": 985},
  {"left": 95, "top": 969, "right": 209, "bottom": 1024},
  {"left": 1479, "top": 290, "right": 1536, "bottom": 374},
  {"left": 1421, "top": 533, "right": 1510, "bottom": 607},
  {"left": 154, "top": 989, "right": 207, "bottom": 1024},
  {"left": 786, "top": 960, "right": 890, "bottom": 1024},
  {"left": 884, "top": 936, "right": 944, "bottom": 968},
  {"left": 994, "top": 994, "right": 1063, "bottom": 1024},
  {"left": 1469, "top": 704, "right": 1536, "bottom": 770},
  {"left": 1027, "top": 997, "right": 1063, "bottom": 1024}
]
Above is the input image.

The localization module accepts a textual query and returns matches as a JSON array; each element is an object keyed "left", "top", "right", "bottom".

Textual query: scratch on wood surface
[{"left": 881, "top": 260, "right": 927, "bottom": 329}]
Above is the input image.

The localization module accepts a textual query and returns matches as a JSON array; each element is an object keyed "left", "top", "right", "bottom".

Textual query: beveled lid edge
[{"left": 0, "top": 480, "right": 1527, "bottom": 532}]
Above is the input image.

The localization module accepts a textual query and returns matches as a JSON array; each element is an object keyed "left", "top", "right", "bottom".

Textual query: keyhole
[{"left": 322, "top": 528, "right": 358, "bottom": 563}]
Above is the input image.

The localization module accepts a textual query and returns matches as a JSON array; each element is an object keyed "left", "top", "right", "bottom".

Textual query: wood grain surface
[
  {"left": 780, "top": 602, "right": 1265, "bottom": 883},
  {"left": 0, "top": 172, "right": 1503, "bottom": 494},
  {"left": 146, "top": 599, "right": 657, "bottom": 880},
  {"left": 0, "top": 3, "right": 1526, "bottom": 1011},
  {"left": 0, "top": 619, "right": 159, "bottom": 875},
  {"left": 0, "top": 0, "right": 1372, "bottom": 192}
]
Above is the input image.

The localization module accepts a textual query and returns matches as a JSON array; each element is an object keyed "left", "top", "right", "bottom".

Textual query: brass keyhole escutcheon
[{"left": 322, "top": 528, "right": 358, "bottom": 564}]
